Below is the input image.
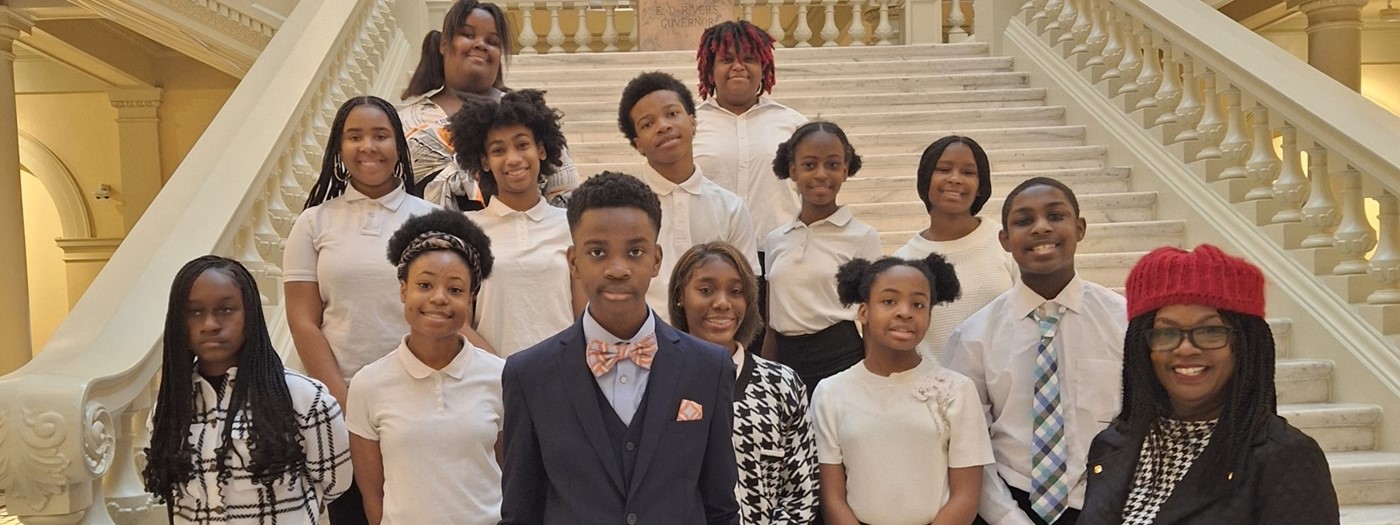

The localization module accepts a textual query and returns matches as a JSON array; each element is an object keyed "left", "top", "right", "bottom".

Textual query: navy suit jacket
[{"left": 499, "top": 319, "right": 740, "bottom": 525}]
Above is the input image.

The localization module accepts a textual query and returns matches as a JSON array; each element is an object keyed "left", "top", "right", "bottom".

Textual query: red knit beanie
[{"left": 1125, "top": 244, "right": 1266, "bottom": 319}]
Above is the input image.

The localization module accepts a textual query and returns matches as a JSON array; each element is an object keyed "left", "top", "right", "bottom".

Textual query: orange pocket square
[{"left": 676, "top": 399, "right": 703, "bottom": 422}]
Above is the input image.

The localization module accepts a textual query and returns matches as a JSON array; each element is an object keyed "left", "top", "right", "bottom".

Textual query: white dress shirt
[
  {"left": 467, "top": 198, "right": 575, "bottom": 357},
  {"left": 941, "top": 275, "right": 1128, "bottom": 525},
  {"left": 764, "top": 206, "right": 883, "bottom": 335},
  {"left": 694, "top": 97, "right": 808, "bottom": 252},
  {"left": 637, "top": 165, "right": 760, "bottom": 322},
  {"left": 583, "top": 306, "right": 659, "bottom": 426}
]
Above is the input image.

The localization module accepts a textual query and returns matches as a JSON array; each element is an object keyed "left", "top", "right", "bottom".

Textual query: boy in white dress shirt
[
  {"left": 943, "top": 177, "right": 1128, "bottom": 525},
  {"left": 617, "top": 71, "right": 761, "bottom": 322}
]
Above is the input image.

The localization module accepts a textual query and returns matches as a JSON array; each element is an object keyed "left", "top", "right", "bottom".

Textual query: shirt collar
[
  {"left": 1008, "top": 273, "right": 1086, "bottom": 319},
  {"left": 780, "top": 205, "right": 854, "bottom": 233},
  {"left": 731, "top": 343, "right": 746, "bottom": 378},
  {"left": 341, "top": 182, "right": 408, "bottom": 211},
  {"left": 641, "top": 163, "right": 705, "bottom": 196},
  {"left": 697, "top": 96, "right": 776, "bottom": 117},
  {"left": 483, "top": 195, "right": 550, "bottom": 222},
  {"left": 395, "top": 335, "right": 475, "bottom": 380},
  {"left": 581, "top": 306, "right": 658, "bottom": 345}
]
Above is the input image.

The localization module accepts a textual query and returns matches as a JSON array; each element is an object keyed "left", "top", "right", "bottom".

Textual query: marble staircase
[{"left": 505, "top": 42, "right": 1400, "bottom": 524}]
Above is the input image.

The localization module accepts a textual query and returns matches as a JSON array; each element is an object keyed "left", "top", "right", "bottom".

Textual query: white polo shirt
[
  {"left": 283, "top": 184, "right": 437, "bottom": 383},
  {"left": 344, "top": 337, "right": 505, "bottom": 525},
  {"left": 695, "top": 97, "right": 808, "bottom": 252},
  {"left": 892, "top": 219, "right": 1016, "bottom": 361},
  {"left": 764, "top": 206, "right": 882, "bottom": 335},
  {"left": 637, "top": 165, "right": 760, "bottom": 322},
  {"left": 467, "top": 198, "right": 575, "bottom": 357}
]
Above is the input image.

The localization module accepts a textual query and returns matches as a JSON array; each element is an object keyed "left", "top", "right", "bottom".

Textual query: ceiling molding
[
  {"left": 64, "top": 0, "right": 280, "bottom": 78},
  {"left": 16, "top": 27, "right": 148, "bottom": 87}
]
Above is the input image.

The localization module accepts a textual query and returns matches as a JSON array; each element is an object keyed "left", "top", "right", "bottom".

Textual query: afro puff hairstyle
[
  {"left": 835, "top": 253, "right": 961, "bottom": 308},
  {"left": 566, "top": 171, "right": 663, "bottom": 234},
  {"left": 772, "top": 121, "right": 863, "bottom": 180},
  {"left": 450, "top": 89, "right": 569, "bottom": 199},
  {"left": 385, "top": 208, "right": 494, "bottom": 291},
  {"left": 617, "top": 71, "right": 697, "bottom": 143}
]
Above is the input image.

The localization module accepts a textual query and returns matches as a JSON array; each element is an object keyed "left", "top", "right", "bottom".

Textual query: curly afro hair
[
  {"left": 566, "top": 171, "right": 663, "bottom": 234},
  {"left": 617, "top": 71, "right": 697, "bottom": 143},
  {"left": 835, "top": 253, "right": 960, "bottom": 307},
  {"left": 386, "top": 209, "right": 494, "bottom": 290},
  {"left": 450, "top": 89, "right": 568, "bottom": 198},
  {"left": 772, "top": 121, "right": 863, "bottom": 180}
]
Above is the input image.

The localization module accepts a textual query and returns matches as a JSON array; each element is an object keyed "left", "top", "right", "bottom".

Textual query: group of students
[{"left": 140, "top": 1, "right": 1344, "bottom": 524}]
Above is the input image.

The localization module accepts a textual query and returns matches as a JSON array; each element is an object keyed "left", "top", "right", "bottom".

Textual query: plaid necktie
[
  {"left": 1030, "top": 301, "right": 1069, "bottom": 524},
  {"left": 586, "top": 334, "right": 658, "bottom": 377}
]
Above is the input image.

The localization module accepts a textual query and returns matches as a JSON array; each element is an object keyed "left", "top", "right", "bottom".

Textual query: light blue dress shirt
[{"left": 582, "top": 306, "right": 658, "bottom": 426}]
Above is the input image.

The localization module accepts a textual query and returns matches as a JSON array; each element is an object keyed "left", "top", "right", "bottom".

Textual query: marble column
[
  {"left": 0, "top": 7, "right": 34, "bottom": 375},
  {"left": 1296, "top": 0, "right": 1367, "bottom": 91},
  {"left": 55, "top": 237, "right": 123, "bottom": 308},
  {"left": 107, "top": 88, "right": 163, "bottom": 232}
]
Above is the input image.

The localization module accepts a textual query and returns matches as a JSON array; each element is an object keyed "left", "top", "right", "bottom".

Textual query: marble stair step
[
  {"left": 850, "top": 191, "right": 1158, "bottom": 232},
  {"left": 511, "top": 43, "right": 991, "bottom": 68},
  {"left": 548, "top": 88, "right": 1051, "bottom": 120},
  {"left": 1282, "top": 403, "right": 1381, "bottom": 454},
  {"left": 1276, "top": 358, "right": 1335, "bottom": 405},
  {"left": 876, "top": 220, "right": 1183, "bottom": 256},
  {"left": 1067, "top": 251, "right": 1147, "bottom": 289},
  {"left": 527, "top": 71, "right": 1031, "bottom": 102},
  {"left": 842, "top": 167, "right": 1131, "bottom": 203},
  {"left": 570, "top": 145, "right": 1110, "bottom": 177},
  {"left": 507, "top": 56, "right": 1014, "bottom": 84},
  {"left": 1326, "top": 451, "right": 1400, "bottom": 505},
  {"left": 561, "top": 106, "right": 1069, "bottom": 141},
  {"left": 1340, "top": 504, "right": 1400, "bottom": 525}
]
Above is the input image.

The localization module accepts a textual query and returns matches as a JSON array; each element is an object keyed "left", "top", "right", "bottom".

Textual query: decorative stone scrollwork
[
  {"left": 107, "top": 496, "right": 154, "bottom": 525},
  {"left": 0, "top": 407, "right": 72, "bottom": 510},
  {"left": 83, "top": 404, "right": 114, "bottom": 476}
]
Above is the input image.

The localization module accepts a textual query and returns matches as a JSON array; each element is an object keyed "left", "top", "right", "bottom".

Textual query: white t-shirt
[
  {"left": 812, "top": 360, "right": 995, "bottom": 525},
  {"left": 283, "top": 184, "right": 437, "bottom": 383},
  {"left": 467, "top": 198, "right": 574, "bottom": 356},
  {"left": 637, "top": 165, "right": 760, "bottom": 322},
  {"left": 892, "top": 219, "right": 1016, "bottom": 361},
  {"left": 764, "top": 206, "right": 883, "bottom": 335},
  {"left": 344, "top": 337, "right": 505, "bottom": 525},
  {"left": 694, "top": 97, "right": 808, "bottom": 252}
]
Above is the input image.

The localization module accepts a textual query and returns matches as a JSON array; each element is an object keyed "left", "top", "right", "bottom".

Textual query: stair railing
[{"left": 0, "top": 0, "right": 406, "bottom": 522}]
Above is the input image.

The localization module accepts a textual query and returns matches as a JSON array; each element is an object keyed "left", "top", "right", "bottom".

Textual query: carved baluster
[
  {"left": 1300, "top": 147, "right": 1341, "bottom": 248},
  {"left": 1067, "top": 0, "right": 1092, "bottom": 49},
  {"left": 107, "top": 400, "right": 154, "bottom": 525},
  {"left": 740, "top": 0, "right": 756, "bottom": 20},
  {"left": 519, "top": 2, "right": 540, "bottom": 54},
  {"left": 848, "top": 0, "right": 868, "bottom": 46},
  {"left": 874, "top": 0, "right": 895, "bottom": 45},
  {"left": 1053, "top": 0, "right": 1079, "bottom": 43},
  {"left": 546, "top": 2, "right": 566, "bottom": 53},
  {"left": 768, "top": 1, "right": 787, "bottom": 47},
  {"left": 267, "top": 153, "right": 295, "bottom": 235},
  {"left": 1217, "top": 87, "right": 1251, "bottom": 180},
  {"left": 1095, "top": 6, "right": 1124, "bottom": 79},
  {"left": 235, "top": 223, "right": 276, "bottom": 306},
  {"left": 950, "top": 0, "right": 969, "bottom": 41},
  {"left": 1271, "top": 124, "right": 1308, "bottom": 224},
  {"left": 322, "top": 80, "right": 346, "bottom": 134},
  {"left": 1194, "top": 71, "right": 1225, "bottom": 161},
  {"left": 1042, "top": 0, "right": 1066, "bottom": 34},
  {"left": 602, "top": 2, "right": 620, "bottom": 52},
  {"left": 1080, "top": 0, "right": 1109, "bottom": 62},
  {"left": 1113, "top": 14, "right": 1142, "bottom": 95},
  {"left": 574, "top": 2, "right": 593, "bottom": 52},
  {"left": 283, "top": 143, "right": 311, "bottom": 211},
  {"left": 1368, "top": 191, "right": 1400, "bottom": 303},
  {"left": 1152, "top": 42, "right": 1182, "bottom": 125},
  {"left": 626, "top": 5, "right": 638, "bottom": 51},
  {"left": 1172, "top": 55, "right": 1203, "bottom": 143},
  {"left": 1021, "top": 0, "right": 1046, "bottom": 19},
  {"left": 1034, "top": 0, "right": 1061, "bottom": 27},
  {"left": 820, "top": 0, "right": 839, "bottom": 46},
  {"left": 300, "top": 117, "right": 326, "bottom": 178},
  {"left": 253, "top": 183, "right": 283, "bottom": 265},
  {"left": 1333, "top": 167, "right": 1377, "bottom": 275},
  {"left": 1243, "top": 104, "right": 1281, "bottom": 201},
  {"left": 1131, "top": 32, "right": 1162, "bottom": 110},
  {"left": 794, "top": 0, "right": 815, "bottom": 47}
]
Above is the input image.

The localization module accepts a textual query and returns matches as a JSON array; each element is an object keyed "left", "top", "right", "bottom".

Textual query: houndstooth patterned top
[
  {"left": 732, "top": 352, "right": 819, "bottom": 525},
  {"left": 1121, "top": 418, "right": 1218, "bottom": 525}
]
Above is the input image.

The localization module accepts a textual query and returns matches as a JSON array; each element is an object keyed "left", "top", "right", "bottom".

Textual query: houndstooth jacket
[{"left": 732, "top": 351, "right": 819, "bottom": 524}]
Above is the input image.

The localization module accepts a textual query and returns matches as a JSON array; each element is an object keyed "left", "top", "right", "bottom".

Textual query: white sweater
[{"left": 892, "top": 219, "right": 1016, "bottom": 360}]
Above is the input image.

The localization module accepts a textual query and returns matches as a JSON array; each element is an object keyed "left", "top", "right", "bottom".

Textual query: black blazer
[
  {"left": 498, "top": 319, "right": 740, "bottom": 525},
  {"left": 1079, "top": 415, "right": 1339, "bottom": 525}
]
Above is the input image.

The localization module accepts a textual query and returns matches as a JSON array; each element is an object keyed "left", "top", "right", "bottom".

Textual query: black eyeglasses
[{"left": 1146, "top": 326, "right": 1237, "bottom": 352}]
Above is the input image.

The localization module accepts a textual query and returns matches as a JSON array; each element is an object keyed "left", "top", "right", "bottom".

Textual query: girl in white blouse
[{"left": 812, "top": 254, "right": 994, "bottom": 525}]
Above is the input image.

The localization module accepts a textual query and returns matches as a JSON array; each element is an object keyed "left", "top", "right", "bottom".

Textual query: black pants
[
  {"left": 773, "top": 320, "right": 863, "bottom": 397},
  {"left": 973, "top": 484, "right": 1081, "bottom": 525},
  {"left": 328, "top": 479, "right": 369, "bottom": 525}
]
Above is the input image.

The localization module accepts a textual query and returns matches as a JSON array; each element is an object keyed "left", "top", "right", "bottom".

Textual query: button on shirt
[
  {"left": 694, "top": 97, "right": 808, "bottom": 252},
  {"left": 583, "top": 307, "right": 659, "bottom": 426},
  {"left": 764, "top": 206, "right": 883, "bottom": 335},
  {"left": 283, "top": 183, "right": 437, "bottom": 383},
  {"left": 941, "top": 275, "right": 1127, "bottom": 524},
  {"left": 638, "top": 165, "right": 760, "bottom": 322},
  {"left": 467, "top": 198, "right": 575, "bottom": 357}
]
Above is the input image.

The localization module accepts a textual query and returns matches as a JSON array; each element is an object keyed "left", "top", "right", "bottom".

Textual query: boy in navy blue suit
[{"left": 499, "top": 172, "right": 740, "bottom": 525}]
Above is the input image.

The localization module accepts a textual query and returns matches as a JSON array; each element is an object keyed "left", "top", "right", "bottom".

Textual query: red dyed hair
[{"left": 696, "top": 20, "right": 776, "bottom": 100}]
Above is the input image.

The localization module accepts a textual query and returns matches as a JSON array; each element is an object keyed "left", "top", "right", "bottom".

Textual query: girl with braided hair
[
  {"left": 144, "top": 255, "right": 351, "bottom": 524},
  {"left": 1079, "top": 245, "right": 1338, "bottom": 524},
  {"left": 344, "top": 209, "right": 505, "bottom": 524}
]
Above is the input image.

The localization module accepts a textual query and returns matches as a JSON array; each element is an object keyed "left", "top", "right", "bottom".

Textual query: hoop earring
[{"left": 334, "top": 156, "right": 350, "bottom": 183}]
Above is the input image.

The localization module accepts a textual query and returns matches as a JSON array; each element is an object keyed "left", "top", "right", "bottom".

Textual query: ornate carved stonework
[
  {"left": 0, "top": 407, "right": 73, "bottom": 510},
  {"left": 154, "top": 0, "right": 274, "bottom": 47},
  {"left": 83, "top": 404, "right": 114, "bottom": 476}
]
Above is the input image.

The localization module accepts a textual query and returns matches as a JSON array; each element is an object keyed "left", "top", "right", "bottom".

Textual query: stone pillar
[
  {"left": 106, "top": 88, "right": 163, "bottom": 232},
  {"left": 1295, "top": 0, "right": 1367, "bottom": 91},
  {"left": 905, "top": 0, "right": 943, "bottom": 44},
  {"left": 55, "top": 237, "right": 123, "bottom": 308},
  {"left": 0, "top": 7, "right": 34, "bottom": 375}
]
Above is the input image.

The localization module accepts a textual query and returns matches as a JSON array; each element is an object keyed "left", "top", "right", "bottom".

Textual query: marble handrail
[{"left": 0, "top": 1, "right": 403, "bottom": 522}]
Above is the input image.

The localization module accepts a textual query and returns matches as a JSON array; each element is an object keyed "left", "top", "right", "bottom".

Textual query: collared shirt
[
  {"left": 694, "top": 97, "right": 808, "bottom": 251},
  {"left": 467, "top": 198, "right": 575, "bottom": 357},
  {"left": 637, "top": 165, "right": 760, "bottom": 322},
  {"left": 732, "top": 343, "right": 746, "bottom": 379},
  {"left": 344, "top": 336, "right": 505, "bottom": 525},
  {"left": 764, "top": 206, "right": 883, "bottom": 335},
  {"left": 942, "top": 275, "right": 1128, "bottom": 525},
  {"left": 399, "top": 87, "right": 579, "bottom": 210},
  {"left": 156, "top": 368, "right": 351, "bottom": 524},
  {"left": 283, "top": 183, "right": 437, "bottom": 383},
  {"left": 892, "top": 219, "right": 1017, "bottom": 361},
  {"left": 582, "top": 307, "right": 659, "bottom": 425}
]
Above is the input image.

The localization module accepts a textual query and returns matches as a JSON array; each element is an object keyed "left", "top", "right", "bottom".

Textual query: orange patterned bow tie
[{"left": 586, "top": 334, "right": 658, "bottom": 377}]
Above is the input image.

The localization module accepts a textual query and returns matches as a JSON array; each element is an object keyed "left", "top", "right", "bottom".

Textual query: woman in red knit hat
[{"left": 1078, "top": 244, "right": 1338, "bottom": 524}]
